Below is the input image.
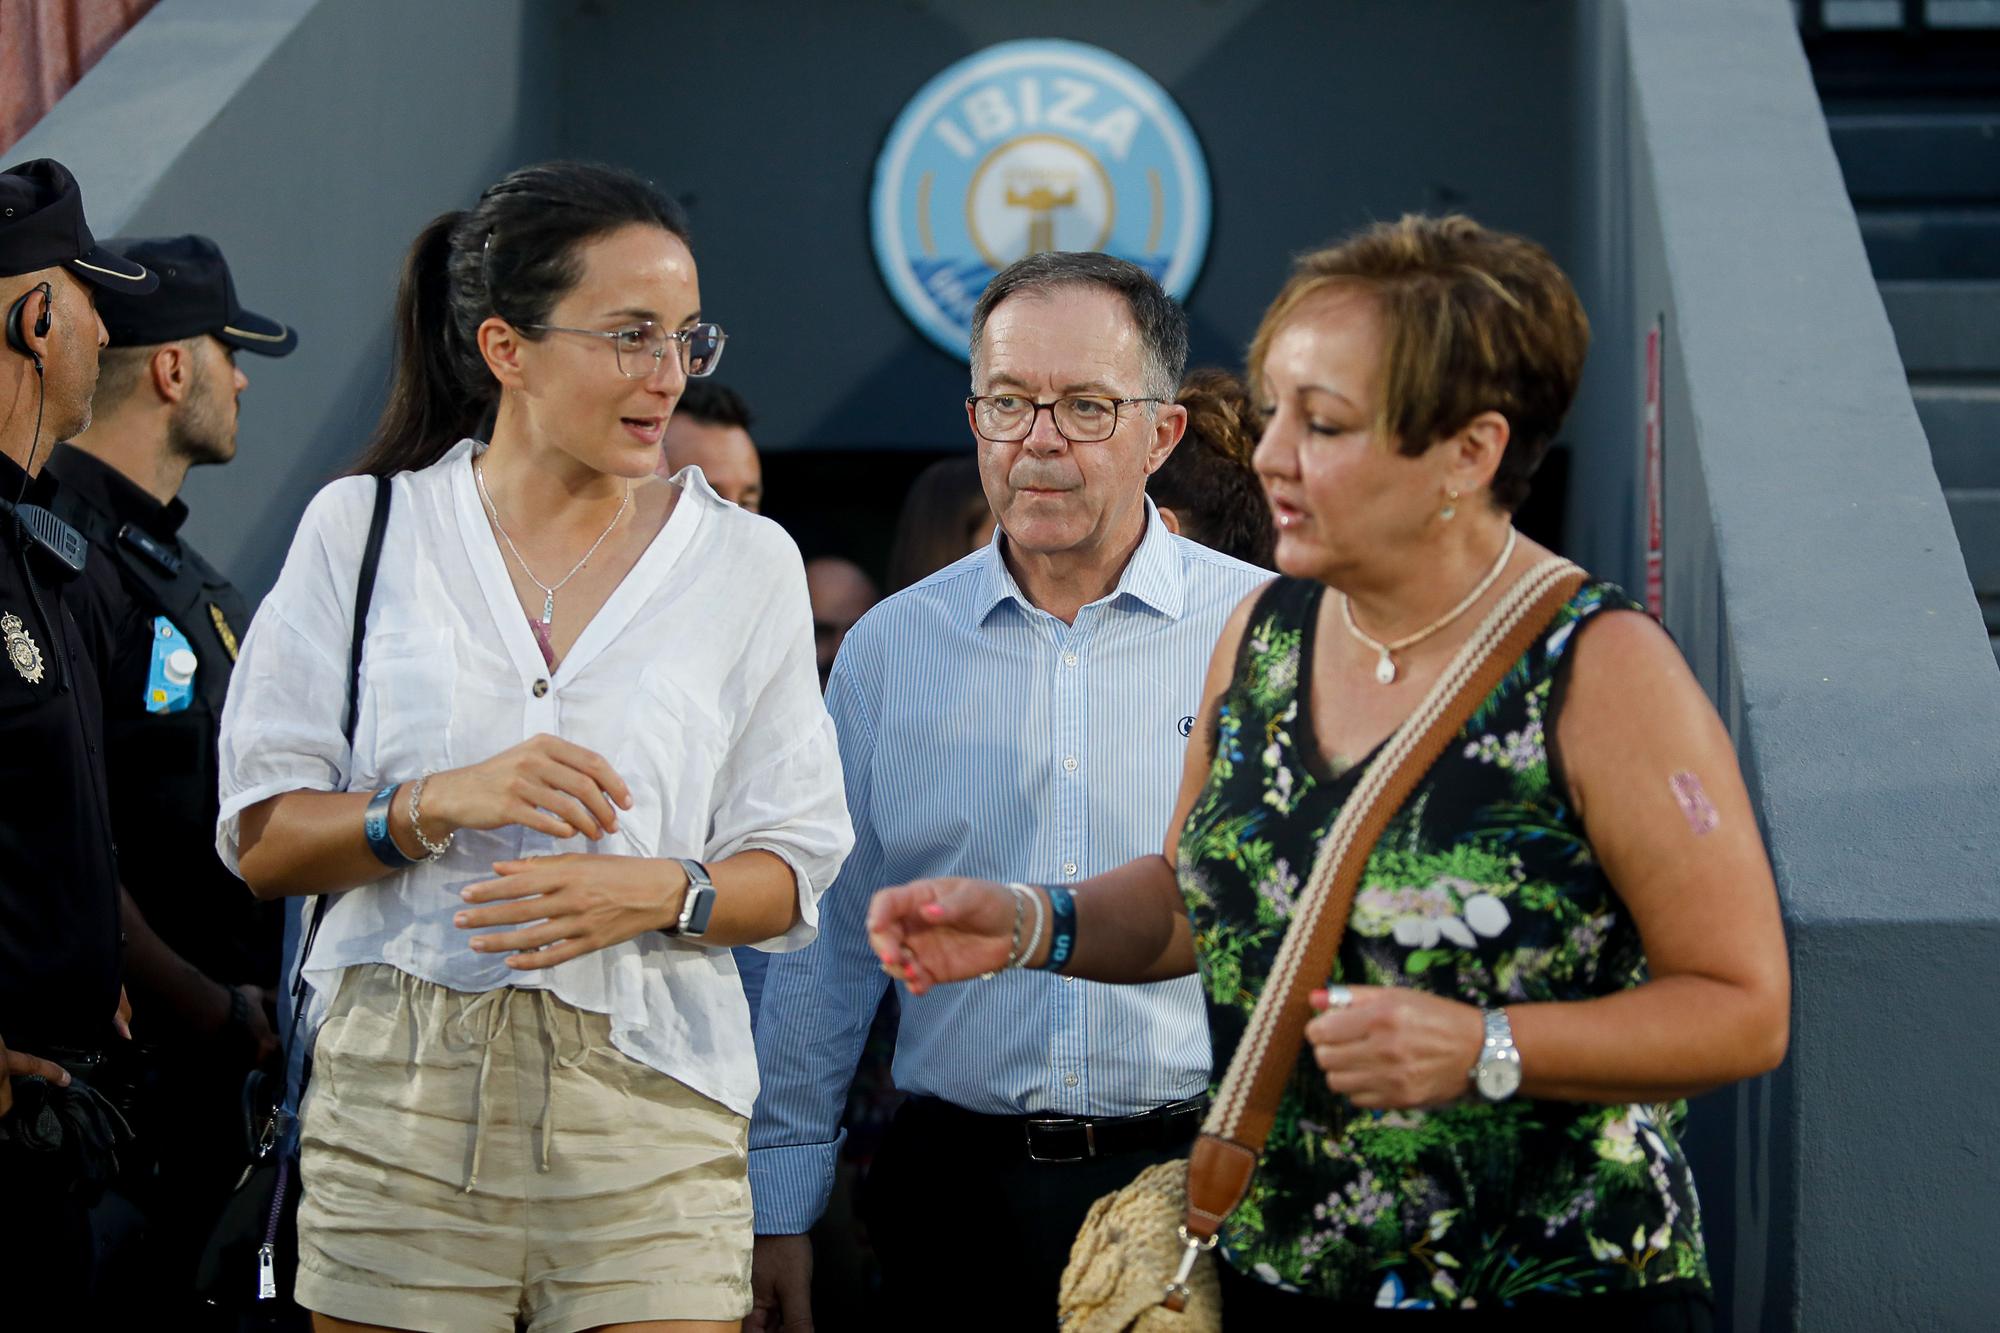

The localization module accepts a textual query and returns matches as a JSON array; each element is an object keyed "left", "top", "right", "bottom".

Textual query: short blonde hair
[{"left": 1248, "top": 214, "right": 1588, "bottom": 511}]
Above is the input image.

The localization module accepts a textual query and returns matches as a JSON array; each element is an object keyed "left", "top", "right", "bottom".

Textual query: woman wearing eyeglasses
[{"left": 216, "top": 161, "right": 852, "bottom": 1333}]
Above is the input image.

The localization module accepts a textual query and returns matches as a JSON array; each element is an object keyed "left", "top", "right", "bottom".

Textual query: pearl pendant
[{"left": 1375, "top": 651, "right": 1397, "bottom": 685}]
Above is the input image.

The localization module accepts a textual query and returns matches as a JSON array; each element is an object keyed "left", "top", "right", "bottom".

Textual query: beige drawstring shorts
[{"left": 294, "top": 964, "right": 752, "bottom": 1332}]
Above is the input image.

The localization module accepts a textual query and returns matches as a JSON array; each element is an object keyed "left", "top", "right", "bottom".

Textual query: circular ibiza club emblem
[{"left": 871, "top": 39, "right": 1212, "bottom": 360}]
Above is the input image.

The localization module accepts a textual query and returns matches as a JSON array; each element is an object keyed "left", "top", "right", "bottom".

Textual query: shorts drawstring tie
[{"left": 449, "top": 986, "right": 598, "bottom": 1193}]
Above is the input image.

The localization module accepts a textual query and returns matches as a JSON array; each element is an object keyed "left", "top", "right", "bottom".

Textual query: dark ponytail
[{"left": 352, "top": 161, "right": 692, "bottom": 478}]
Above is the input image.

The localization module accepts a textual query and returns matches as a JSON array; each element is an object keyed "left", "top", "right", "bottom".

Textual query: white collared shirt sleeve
[
  {"left": 216, "top": 476, "right": 375, "bottom": 870},
  {"left": 705, "top": 537, "right": 850, "bottom": 952}
]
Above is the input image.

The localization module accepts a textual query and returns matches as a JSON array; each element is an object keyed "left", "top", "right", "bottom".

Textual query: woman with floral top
[{"left": 861, "top": 215, "right": 1789, "bottom": 1329}]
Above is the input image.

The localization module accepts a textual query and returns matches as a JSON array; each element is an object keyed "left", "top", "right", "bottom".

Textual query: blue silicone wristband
[
  {"left": 363, "top": 783, "right": 418, "bottom": 868},
  {"left": 1043, "top": 885, "right": 1077, "bottom": 971}
]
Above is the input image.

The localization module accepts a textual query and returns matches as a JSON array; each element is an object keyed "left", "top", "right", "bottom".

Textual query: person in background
[
  {"left": 1147, "top": 366, "right": 1276, "bottom": 568},
  {"left": 882, "top": 454, "right": 994, "bottom": 594},
  {"left": 0, "top": 156, "right": 157, "bottom": 1311},
  {"left": 865, "top": 215, "right": 1788, "bottom": 1329},
  {"left": 805, "top": 555, "right": 878, "bottom": 691},
  {"left": 660, "top": 378, "right": 763, "bottom": 512},
  {"left": 747, "top": 251, "right": 1268, "bottom": 1332},
  {"left": 47, "top": 235, "right": 293, "bottom": 1307},
  {"left": 218, "top": 161, "right": 850, "bottom": 1332}
]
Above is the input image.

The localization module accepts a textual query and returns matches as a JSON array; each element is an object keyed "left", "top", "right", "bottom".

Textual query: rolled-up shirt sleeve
[
  {"left": 705, "top": 540, "right": 853, "bottom": 952},
  {"left": 215, "top": 479, "right": 370, "bottom": 875}
]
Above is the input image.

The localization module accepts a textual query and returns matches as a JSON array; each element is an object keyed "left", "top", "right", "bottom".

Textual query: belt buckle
[{"left": 1025, "top": 1116, "right": 1096, "bottom": 1163}]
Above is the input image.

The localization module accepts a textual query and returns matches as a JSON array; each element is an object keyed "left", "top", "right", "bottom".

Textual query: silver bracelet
[
  {"left": 980, "top": 885, "right": 1028, "bottom": 982},
  {"left": 406, "top": 771, "right": 452, "bottom": 862},
  {"left": 1004, "top": 882, "right": 1047, "bottom": 970}
]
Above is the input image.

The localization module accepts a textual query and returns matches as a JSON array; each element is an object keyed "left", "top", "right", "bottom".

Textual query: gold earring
[{"left": 1440, "top": 488, "right": 1459, "bottom": 521}]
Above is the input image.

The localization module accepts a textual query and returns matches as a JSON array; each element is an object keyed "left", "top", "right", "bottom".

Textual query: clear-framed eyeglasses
[
  {"left": 965, "top": 393, "right": 1164, "bottom": 444},
  {"left": 523, "top": 320, "right": 728, "bottom": 379}
]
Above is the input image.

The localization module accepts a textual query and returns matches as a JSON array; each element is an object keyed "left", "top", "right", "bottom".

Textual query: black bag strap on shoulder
[
  {"left": 343, "top": 473, "right": 395, "bottom": 747},
  {"left": 292, "top": 474, "right": 393, "bottom": 1015}
]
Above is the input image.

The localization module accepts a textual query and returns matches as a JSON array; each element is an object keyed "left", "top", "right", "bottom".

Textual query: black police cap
[
  {"left": 0, "top": 158, "right": 156, "bottom": 294},
  {"left": 96, "top": 235, "right": 297, "bottom": 356}
]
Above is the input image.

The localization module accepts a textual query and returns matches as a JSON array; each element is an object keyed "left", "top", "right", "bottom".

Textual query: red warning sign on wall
[{"left": 1643, "top": 318, "right": 1664, "bottom": 620}]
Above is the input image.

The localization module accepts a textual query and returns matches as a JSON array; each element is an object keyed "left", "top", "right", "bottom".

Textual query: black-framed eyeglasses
[
  {"left": 522, "top": 320, "right": 728, "bottom": 380},
  {"left": 965, "top": 393, "right": 1164, "bottom": 444}
]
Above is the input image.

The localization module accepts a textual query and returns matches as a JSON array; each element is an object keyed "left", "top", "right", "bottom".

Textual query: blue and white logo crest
[{"left": 872, "top": 39, "right": 1212, "bottom": 360}]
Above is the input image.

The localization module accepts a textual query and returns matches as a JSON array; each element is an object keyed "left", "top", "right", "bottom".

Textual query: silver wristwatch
[
  {"left": 667, "top": 858, "right": 716, "bottom": 938},
  {"left": 1471, "top": 1007, "right": 1522, "bottom": 1101}
]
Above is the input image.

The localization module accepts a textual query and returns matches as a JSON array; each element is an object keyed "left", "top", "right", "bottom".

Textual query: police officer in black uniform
[
  {"left": 0, "top": 157, "right": 158, "bottom": 1293},
  {"left": 46, "top": 234, "right": 296, "bottom": 1301}
]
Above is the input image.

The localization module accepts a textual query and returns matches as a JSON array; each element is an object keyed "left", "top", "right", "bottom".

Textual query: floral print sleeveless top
[{"left": 1178, "top": 576, "right": 1708, "bottom": 1308}]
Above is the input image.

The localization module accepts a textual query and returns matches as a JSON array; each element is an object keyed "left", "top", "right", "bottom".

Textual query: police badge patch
[
  {"left": 3, "top": 612, "right": 45, "bottom": 684},
  {"left": 871, "top": 39, "right": 1212, "bottom": 360}
]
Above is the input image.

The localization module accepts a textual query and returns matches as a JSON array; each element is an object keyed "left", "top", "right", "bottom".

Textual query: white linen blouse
[{"left": 216, "top": 439, "right": 852, "bottom": 1116}]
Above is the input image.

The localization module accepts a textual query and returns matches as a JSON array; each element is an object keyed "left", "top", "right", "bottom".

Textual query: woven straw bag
[
  {"left": 1056, "top": 559, "right": 1584, "bottom": 1333},
  {"left": 1060, "top": 1159, "right": 1218, "bottom": 1332}
]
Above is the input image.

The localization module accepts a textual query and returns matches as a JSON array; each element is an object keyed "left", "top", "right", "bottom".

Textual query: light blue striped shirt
[{"left": 748, "top": 505, "right": 1270, "bottom": 1233}]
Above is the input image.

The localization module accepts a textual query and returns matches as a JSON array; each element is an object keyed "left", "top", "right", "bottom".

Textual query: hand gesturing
[{"left": 866, "top": 877, "right": 1021, "bottom": 995}]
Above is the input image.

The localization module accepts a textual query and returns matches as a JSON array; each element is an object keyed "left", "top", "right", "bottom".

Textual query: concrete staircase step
[
  {"left": 1829, "top": 111, "right": 2000, "bottom": 203},
  {"left": 1881, "top": 281, "right": 2000, "bottom": 373},
  {"left": 1859, "top": 208, "right": 2000, "bottom": 279},
  {"left": 1913, "top": 384, "right": 2000, "bottom": 489},
  {"left": 1945, "top": 488, "right": 2000, "bottom": 594}
]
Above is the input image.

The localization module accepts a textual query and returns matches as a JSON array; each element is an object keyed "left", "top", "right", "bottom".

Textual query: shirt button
[
  {"left": 1064, "top": 1072, "right": 1079, "bottom": 1087},
  {"left": 1063, "top": 861, "right": 1078, "bottom": 878},
  {"left": 1063, "top": 652, "right": 1079, "bottom": 667},
  {"left": 1062, "top": 755, "right": 1078, "bottom": 773},
  {"left": 532, "top": 678, "right": 550, "bottom": 698}
]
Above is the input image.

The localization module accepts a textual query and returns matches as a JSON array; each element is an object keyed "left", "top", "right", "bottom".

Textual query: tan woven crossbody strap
[{"left": 1182, "top": 557, "right": 1586, "bottom": 1238}]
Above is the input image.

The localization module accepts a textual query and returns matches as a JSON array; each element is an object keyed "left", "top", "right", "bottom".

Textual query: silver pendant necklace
[
  {"left": 1339, "top": 528, "right": 1518, "bottom": 685},
  {"left": 474, "top": 457, "right": 630, "bottom": 627}
]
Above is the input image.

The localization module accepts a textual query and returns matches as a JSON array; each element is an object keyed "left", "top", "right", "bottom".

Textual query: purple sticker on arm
[{"left": 1669, "top": 770, "right": 1719, "bottom": 836}]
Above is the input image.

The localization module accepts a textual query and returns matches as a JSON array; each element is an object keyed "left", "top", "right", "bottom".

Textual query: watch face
[
  {"left": 1476, "top": 1054, "right": 1522, "bottom": 1100},
  {"left": 683, "top": 885, "right": 717, "bottom": 937}
]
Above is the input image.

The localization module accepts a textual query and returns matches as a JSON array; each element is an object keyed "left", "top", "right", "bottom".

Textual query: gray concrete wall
[
  {"left": 1617, "top": 1, "right": 2000, "bottom": 1328},
  {"left": 9, "top": 0, "right": 564, "bottom": 601}
]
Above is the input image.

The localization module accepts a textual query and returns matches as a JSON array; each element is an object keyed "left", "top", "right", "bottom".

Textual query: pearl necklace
[
  {"left": 1339, "top": 528, "right": 1519, "bottom": 685},
  {"left": 474, "top": 458, "right": 630, "bottom": 627}
]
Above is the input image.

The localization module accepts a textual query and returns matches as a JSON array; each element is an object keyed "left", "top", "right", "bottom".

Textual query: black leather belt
[{"left": 906, "top": 1093, "right": 1206, "bottom": 1164}]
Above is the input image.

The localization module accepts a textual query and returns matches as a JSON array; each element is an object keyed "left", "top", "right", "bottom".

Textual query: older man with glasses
[{"left": 746, "top": 252, "right": 1269, "bottom": 1332}]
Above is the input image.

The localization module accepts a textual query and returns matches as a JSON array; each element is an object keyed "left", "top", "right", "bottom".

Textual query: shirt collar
[
  {"left": 44, "top": 443, "right": 188, "bottom": 538},
  {"left": 974, "top": 496, "right": 1186, "bottom": 625}
]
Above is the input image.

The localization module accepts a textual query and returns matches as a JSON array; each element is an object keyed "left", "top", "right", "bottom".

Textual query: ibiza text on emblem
[
  {"left": 872, "top": 39, "right": 1212, "bottom": 359},
  {"left": 3, "top": 612, "right": 46, "bottom": 685}
]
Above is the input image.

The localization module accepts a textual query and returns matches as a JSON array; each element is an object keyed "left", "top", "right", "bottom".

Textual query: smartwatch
[{"left": 667, "top": 858, "right": 716, "bottom": 938}]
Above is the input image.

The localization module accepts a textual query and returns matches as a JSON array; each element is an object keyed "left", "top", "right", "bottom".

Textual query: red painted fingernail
[
  {"left": 921, "top": 903, "right": 945, "bottom": 919},
  {"left": 1309, "top": 988, "right": 1328, "bottom": 1008}
]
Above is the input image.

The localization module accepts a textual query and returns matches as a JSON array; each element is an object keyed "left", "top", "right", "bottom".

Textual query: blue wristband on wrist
[
  {"left": 1043, "top": 885, "right": 1077, "bottom": 971},
  {"left": 363, "top": 783, "right": 418, "bottom": 868}
]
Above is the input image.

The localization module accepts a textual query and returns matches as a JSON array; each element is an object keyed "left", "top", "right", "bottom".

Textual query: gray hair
[{"left": 968, "top": 251, "right": 1188, "bottom": 401}]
